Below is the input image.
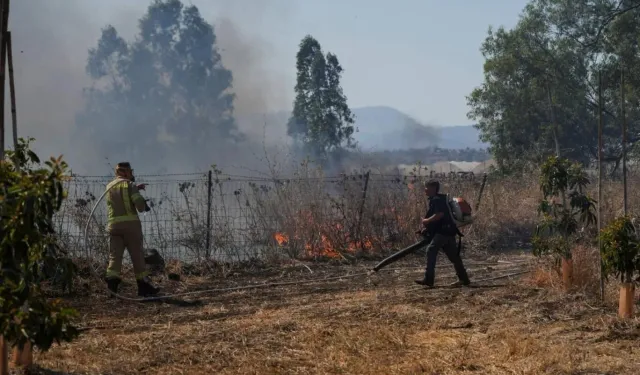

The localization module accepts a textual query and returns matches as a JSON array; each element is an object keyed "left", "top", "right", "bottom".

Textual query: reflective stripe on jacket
[{"left": 106, "top": 178, "right": 146, "bottom": 226}]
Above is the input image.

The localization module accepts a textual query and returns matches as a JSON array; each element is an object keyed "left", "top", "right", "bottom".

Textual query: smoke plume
[{"left": 8, "top": 0, "right": 294, "bottom": 176}]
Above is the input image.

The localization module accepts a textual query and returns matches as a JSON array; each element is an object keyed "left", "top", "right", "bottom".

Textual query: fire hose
[
  {"left": 84, "top": 175, "right": 522, "bottom": 303},
  {"left": 83, "top": 180, "right": 403, "bottom": 302}
]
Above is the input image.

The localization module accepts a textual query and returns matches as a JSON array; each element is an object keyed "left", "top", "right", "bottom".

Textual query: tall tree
[
  {"left": 74, "top": 0, "right": 240, "bottom": 168},
  {"left": 288, "top": 35, "right": 355, "bottom": 160},
  {"left": 468, "top": 0, "right": 640, "bottom": 172}
]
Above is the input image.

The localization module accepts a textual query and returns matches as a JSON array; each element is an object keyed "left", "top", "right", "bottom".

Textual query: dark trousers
[{"left": 423, "top": 233, "right": 470, "bottom": 286}]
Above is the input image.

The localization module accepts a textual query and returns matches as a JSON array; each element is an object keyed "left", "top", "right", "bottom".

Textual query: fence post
[
  {"left": 0, "top": 0, "right": 8, "bottom": 161},
  {"left": 355, "top": 170, "right": 371, "bottom": 251},
  {"left": 620, "top": 67, "right": 628, "bottom": 215},
  {"left": 597, "top": 70, "right": 605, "bottom": 302},
  {"left": 7, "top": 31, "right": 16, "bottom": 150},
  {"left": 205, "top": 170, "right": 213, "bottom": 258},
  {"left": 474, "top": 173, "right": 488, "bottom": 212}
]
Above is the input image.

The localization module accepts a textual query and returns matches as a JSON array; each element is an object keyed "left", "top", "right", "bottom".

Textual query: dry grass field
[
  {"left": 26, "top": 251, "right": 640, "bottom": 375},
  {"left": 15, "top": 173, "right": 638, "bottom": 374}
]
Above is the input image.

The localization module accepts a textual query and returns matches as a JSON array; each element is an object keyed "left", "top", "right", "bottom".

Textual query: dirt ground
[{"left": 26, "top": 252, "right": 640, "bottom": 375}]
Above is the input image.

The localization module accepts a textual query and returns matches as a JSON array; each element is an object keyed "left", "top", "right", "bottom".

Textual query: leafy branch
[
  {"left": 0, "top": 138, "right": 80, "bottom": 351},
  {"left": 532, "top": 156, "right": 596, "bottom": 259},
  {"left": 600, "top": 215, "right": 640, "bottom": 284}
]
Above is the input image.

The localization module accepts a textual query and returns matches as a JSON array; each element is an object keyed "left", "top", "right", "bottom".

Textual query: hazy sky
[
  {"left": 8, "top": 0, "right": 529, "bottom": 163},
  {"left": 273, "top": 0, "right": 530, "bottom": 126},
  {"left": 194, "top": 0, "right": 529, "bottom": 125}
]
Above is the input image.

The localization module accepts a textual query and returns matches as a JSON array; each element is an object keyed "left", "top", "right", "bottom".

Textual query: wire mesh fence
[
  {"left": 55, "top": 169, "right": 511, "bottom": 264},
  {"left": 55, "top": 167, "right": 636, "bottom": 266}
]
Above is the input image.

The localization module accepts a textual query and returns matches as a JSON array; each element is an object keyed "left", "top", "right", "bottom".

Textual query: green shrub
[
  {"left": 532, "top": 156, "right": 596, "bottom": 259},
  {"left": 0, "top": 138, "right": 79, "bottom": 351},
  {"left": 600, "top": 216, "right": 640, "bottom": 284}
]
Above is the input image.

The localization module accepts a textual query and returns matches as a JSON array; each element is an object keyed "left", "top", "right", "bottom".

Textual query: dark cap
[{"left": 116, "top": 162, "right": 132, "bottom": 169}]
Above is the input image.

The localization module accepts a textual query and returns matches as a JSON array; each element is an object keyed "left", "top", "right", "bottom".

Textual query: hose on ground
[
  {"left": 83, "top": 181, "right": 401, "bottom": 302},
  {"left": 84, "top": 180, "right": 531, "bottom": 303}
]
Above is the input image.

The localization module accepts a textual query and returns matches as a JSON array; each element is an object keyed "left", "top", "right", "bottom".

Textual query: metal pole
[
  {"left": 598, "top": 71, "right": 605, "bottom": 302},
  {"left": 205, "top": 170, "right": 213, "bottom": 258},
  {"left": 620, "top": 68, "right": 628, "bottom": 215},
  {"left": 0, "top": 0, "right": 7, "bottom": 161},
  {"left": 7, "top": 31, "right": 15, "bottom": 150},
  {"left": 0, "top": 3, "right": 10, "bottom": 373},
  {"left": 474, "top": 173, "right": 488, "bottom": 212},
  {"left": 355, "top": 170, "right": 370, "bottom": 251}
]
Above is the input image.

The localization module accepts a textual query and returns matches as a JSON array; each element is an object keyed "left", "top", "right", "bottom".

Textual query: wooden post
[
  {"left": 7, "top": 31, "right": 16, "bottom": 150},
  {"left": 620, "top": 68, "right": 628, "bottom": 215},
  {"left": 598, "top": 71, "right": 605, "bottom": 302}
]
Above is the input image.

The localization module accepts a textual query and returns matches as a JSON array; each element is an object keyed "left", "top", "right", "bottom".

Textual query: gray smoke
[{"left": 7, "top": 0, "right": 294, "bottom": 176}]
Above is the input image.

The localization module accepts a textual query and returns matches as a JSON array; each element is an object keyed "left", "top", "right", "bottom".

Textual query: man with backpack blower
[{"left": 414, "top": 179, "right": 471, "bottom": 287}]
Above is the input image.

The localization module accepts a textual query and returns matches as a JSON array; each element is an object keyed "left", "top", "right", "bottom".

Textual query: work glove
[
  {"left": 144, "top": 199, "right": 151, "bottom": 212},
  {"left": 137, "top": 183, "right": 147, "bottom": 191}
]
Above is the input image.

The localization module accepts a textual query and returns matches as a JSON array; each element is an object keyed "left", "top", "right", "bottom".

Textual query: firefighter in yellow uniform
[{"left": 104, "top": 162, "right": 160, "bottom": 297}]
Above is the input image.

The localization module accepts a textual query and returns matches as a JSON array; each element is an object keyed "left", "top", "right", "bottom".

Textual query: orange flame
[
  {"left": 347, "top": 239, "right": 373, "bottom": 252},
  {"left": 273, "top": 208, "right": 380, "bottom": 259},
  {"left": 306, "top": 235, "right": 341, "bottom": 258},
  {"left": 274, "top": 232, "right": 289, "bottom": 246}
]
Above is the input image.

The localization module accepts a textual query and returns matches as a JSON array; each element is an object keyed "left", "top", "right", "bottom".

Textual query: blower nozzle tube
[{"left": 372, "top": 238, "right": 429, "bottom": 272}]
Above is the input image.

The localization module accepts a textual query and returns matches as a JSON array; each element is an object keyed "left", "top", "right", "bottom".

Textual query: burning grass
[{"left": 29, "top": 253, "right": 640, "bottom": 375}]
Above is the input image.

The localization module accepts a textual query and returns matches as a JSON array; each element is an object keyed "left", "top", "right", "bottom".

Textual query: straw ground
[
  {"left": 28, "top": 171, "right": 640, "bottom": 374},
  {"left": 30, "top": 251, "right": 639, "bottom": 375}
]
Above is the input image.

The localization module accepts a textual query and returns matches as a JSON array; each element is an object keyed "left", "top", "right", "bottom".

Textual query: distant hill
[
  {"left": 351, "top": 106, "right": 487, "bottom": 151},
  {"left": 235, "top": 106, "right": 488, "bottom": 151}
]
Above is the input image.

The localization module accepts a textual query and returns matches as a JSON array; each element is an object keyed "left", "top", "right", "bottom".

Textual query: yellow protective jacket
[{"left": 106, "top": 178, "right": 147, "bottom": 229}]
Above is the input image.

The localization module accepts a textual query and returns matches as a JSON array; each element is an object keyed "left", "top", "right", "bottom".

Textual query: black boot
[
  {"left": 105, "top": 277, "right": 121, "bottom": 297},
  {"left": 414, "top": 277, "right": 434, "bottom": 288},
  {"left": 137, "top": 277, "right": 160, "bottom": 297}
]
